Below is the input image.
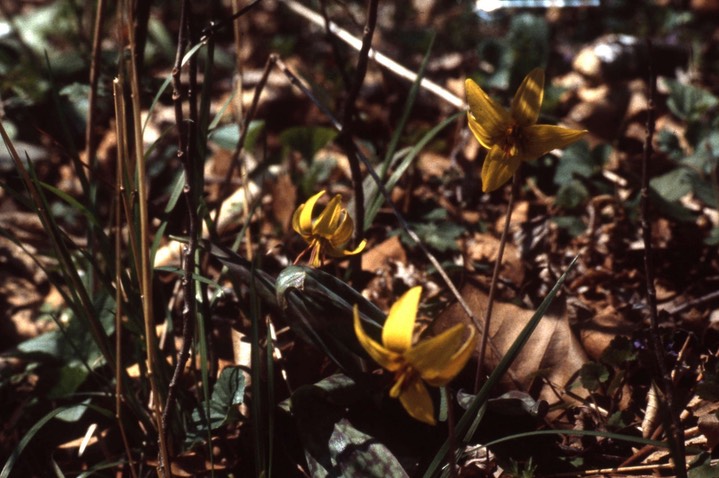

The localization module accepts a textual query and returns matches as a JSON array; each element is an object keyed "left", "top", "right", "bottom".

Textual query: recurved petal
[
  {"left": 466, "top": 79, "right": 511, "bottom": 148},
  {"left": 511, "top": 68, "right": 544, "bottom": 127},
  {"left": 382, "top": 286, "right": 422, "bottom": 353},
  {"left": 481, "top": 146, "right": 522, "bottom": 192},
  {"left": 405, "top": 324, "right": 477, "bottom": 386},
  {"left": 398, "top": 378, "right": 436, "bottom": 425},
  {"left": 522, "top": 124, "right": 587, "bottom": 159},
  {"left": 296, "top": 190, "right": 325, "bottom": 235},
  {"left": 353, "top": 305, "right": 401, "bottom": 371},
  {"left": 326, "top": 238, "right": 366, "bottom": 258},
  {"left": 314, "top": 194, "right": 344, "bottom": 236},
  {"left": 329, "top": 211, "right": 354, "bottom": 247},
  {"left": 291, "top": 204, "right": 305, "bottom": 236}
]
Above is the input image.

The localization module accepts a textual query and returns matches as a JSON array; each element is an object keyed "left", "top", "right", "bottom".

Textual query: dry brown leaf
[
  {"left": 577, "top": 305, "right": 633, "bottom": 360},
  {"left": 418, "top": 152, "right": 451, "bottom": 179},
  {"left": 465, "top": 233, "right": 524, "bottom": 286},
  {"left": 271, "top": 173, "right": 297, "bottom": 233},
  {"left": 361, "top": 235, "right": 407, "bottom": 272},
  {"left": 431, "top": 283, "right": 588, "bottom": 406}
]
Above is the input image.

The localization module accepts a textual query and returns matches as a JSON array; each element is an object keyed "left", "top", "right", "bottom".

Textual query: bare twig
[
  {"left": 84, "top": 0, "right": 106, "bottom": 170},
  {"left": 474, "top": 174, "right": 517, "bottom": 392},
  {"left": 200, "top": 0, "right": 265, "bottom": 41},
  {"left": 162, "top": 1, "right": 199, "bottom": 473},
  {"left": 640, "top": 40, "right": 687, "bottom": 478},
  {"left": 667, "top": 289, "right": 719, "bottom": 316},
  {"left": 283, "top": 0, "right": 464, "bottom": 109},
  {"left": 336, "top": 0, "right": 378, "bottom": 275}
]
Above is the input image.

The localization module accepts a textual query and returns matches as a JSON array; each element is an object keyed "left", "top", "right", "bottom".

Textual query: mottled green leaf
[{"left": 291, "top": 375, "right": 409, "bottom": 478}]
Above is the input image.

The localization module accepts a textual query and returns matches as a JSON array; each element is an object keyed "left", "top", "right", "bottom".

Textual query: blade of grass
[
  {"left": 361, "top": 112, "right": 459, "bottom": 228},
  {"left": 0, "top": 122, "right": 115, "bottom": 371},
  {"left": 382, "top": 33, "right": 435, "bottom": 178},
  {"left": 483, "top": 429, "right": 668, "bottom": 449}
]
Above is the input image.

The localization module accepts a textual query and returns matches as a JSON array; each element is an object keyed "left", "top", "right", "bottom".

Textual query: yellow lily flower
[
  {"left": 353, "top": 287, "right": 478, "bottom": 425},
  {"left": 292, "top": 190, "right": 366, "bottom": 267},
  {"left": 466, "top": 68, "right": 587, "bottom": 192}
]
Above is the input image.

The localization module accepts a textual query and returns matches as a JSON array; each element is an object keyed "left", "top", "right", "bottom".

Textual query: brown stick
[{"left": 337, "top": 0, "right": 378, "bottom": 270}]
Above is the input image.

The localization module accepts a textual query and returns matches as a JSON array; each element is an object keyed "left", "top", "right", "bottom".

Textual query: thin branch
[
  {"left": 84, "top": 0, "right": 106, "bottom": 171},
  {"left": 283, "top": 0, "right": 464, "bottom": 109},
  {"left": 640, "top": 39, "right": 687, "bottom": 478},
  {"left": 337, "top": 0, "right": 378, "bottom": 271},
  {"left": 161, "top": 0, "right": 193, "bottom": 472},
  {"left": 200, "top": 0, "right": 264, "bottom": 41},
  {"left": 667, "top": 289, "right": 719, "bottom": 316}
]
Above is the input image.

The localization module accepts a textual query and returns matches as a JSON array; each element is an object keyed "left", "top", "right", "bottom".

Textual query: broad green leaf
[
  {"left": 578, "top": 362, "right": 610, "bottom": 391},
  {"left": 210, "top": 120, "right": 266, "bottom": 152},
  {"left": 276, "top": 265, "right": 385, "bottom": 376},
  {"left": 290, "top": 375, "right": 409, "bottom": 478},
  {"left": 555, "top": 180, "right": 589, "bottom": 210},
  {"left": 187, "top": 366, "right": 246, "bottom": 444},
  {"left": 551, "top": 216, "right": 586, "bottom": 237},
  {"left": 650, "top": 168, "right": 693, "bottom": 202},
  {"left": 280, "top": 126, "right": 337, "bottom": 162},
  {"left": 664, "top": 78, "right": 718, "bottom": 122},
  {"left": 47, "top": 363, "right": 89, "bottom": 400},
  {"left": 553, "top": 141, "right": 604, "bottom": 185}
]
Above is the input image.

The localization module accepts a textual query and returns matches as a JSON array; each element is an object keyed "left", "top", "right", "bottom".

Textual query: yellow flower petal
[
  {"left": 291, "top": 204, "right": 305, "bottom": 236},
  {"left": 353, "top": 305, "right": 402, "bottom": 371},
  {"left": 326, "top": 239, "right": 366, "bottom": 258},
  {"left": 481, "top": 146, "right": 522, "bottom": 192},
  {"left": 297, "top": 190, "right": 326, "bottom": 236},
  {"left": 398, "top": 378, "right": 435, "bottom": 425},
  {"left": 511, "top": 68, "right": 544, "bottom": 127},
  {"left": 382, "top": 286, "right": 422, "bottom": 353},
  {"left": 465, "top": 79, "right": 512, "bottom": 149},
  {"left": 313, "top": 194, "right": 343, "bottom": 237},
  {"left": 522, "top": 124, "right": 587, "bottom": 159},
  {"left": 407, "top": 324, "right": 478, "bottom": 386},
  {"left": 329, "top": 211, "right": 354, "bottom": 247}
]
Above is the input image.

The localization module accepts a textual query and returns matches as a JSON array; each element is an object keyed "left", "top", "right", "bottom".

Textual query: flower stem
[{"left": 474, "top": 174, "right": 518, "bottom": 393}]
